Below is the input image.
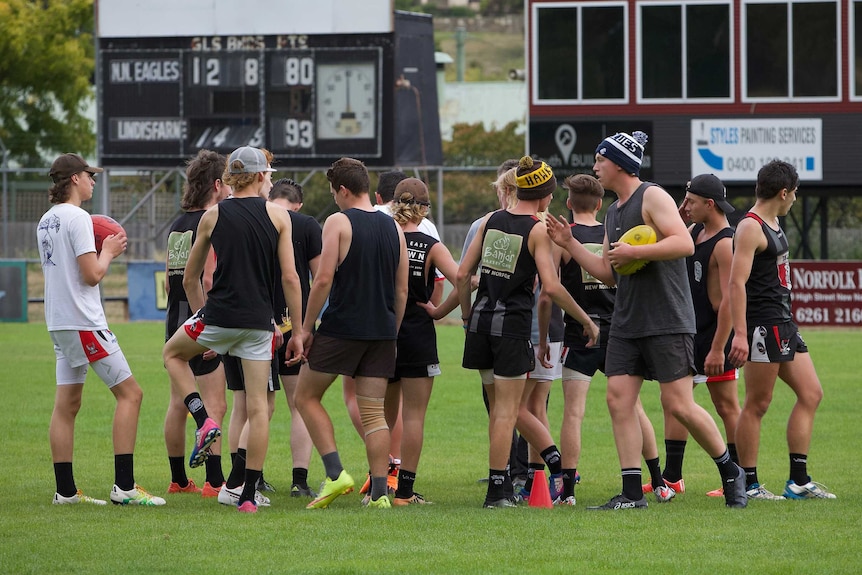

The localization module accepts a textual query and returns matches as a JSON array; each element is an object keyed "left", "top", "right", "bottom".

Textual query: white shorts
[
  {"left": 50, "top": 329, "right": 133, "bottom": 387},
  {"left": 183, "top": 313, "right": 274, "bottom": 361},
  {"left": 527, "top": 342, "right": 563, "bottom": 382}
]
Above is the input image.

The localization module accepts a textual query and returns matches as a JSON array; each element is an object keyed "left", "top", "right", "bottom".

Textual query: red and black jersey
[{"left": 743, "top": 212, "right": 792, "bottom": 324}]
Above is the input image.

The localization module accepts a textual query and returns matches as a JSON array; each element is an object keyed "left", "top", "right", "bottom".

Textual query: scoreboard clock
[{"left": 97, "top": 34, "right": 394, "bottom": 167}]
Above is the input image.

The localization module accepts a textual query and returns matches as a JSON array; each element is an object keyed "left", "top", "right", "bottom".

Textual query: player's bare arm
[
  {"left": 531, "top": 223, "right": 599, "bottom": 347},
  {"left": 727, "top": 217, "right": 766, "bottom": 366},
  {"left": 536, "top": 288, "right": 553, "bottom": 368},
  {"left": 182, "top": 205, "right": 218, "bottom": 313},
  {"left": 394, "top": 224, "right": 409, "bottom": 333},
  {"left": 417, "top": 241, "right": 461, "bottom": 320},
  {"left": 705, "top": 235, "right": 734, "bottom": 375},
  {"left": 78, "top": 229, "right": 126, "bottom": 286},
  {"left": 621, "top": 184, "right": 694, "bottom": 262},
  {"left": 270, "top": 203, "right": 305, "bottom": 364},
  {"left": 301, "top": 211, "right": 348, "bottom": 349},
  {"left": 456, "top": 214, "right": 489, "bottom": 321}
]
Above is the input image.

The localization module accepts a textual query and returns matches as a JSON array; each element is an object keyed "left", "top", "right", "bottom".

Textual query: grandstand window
[
  {"left": 853, "top": 1, "right": 862, "bottom": 100},
  {"left": 742, "top": 0, "right": 840, "bottom": 101},
  {"left": 638, "top": 2, "right": 732, "bottom": 102},
  {"left": 533, "top": 2, "right": 627, "bottom": 104}
]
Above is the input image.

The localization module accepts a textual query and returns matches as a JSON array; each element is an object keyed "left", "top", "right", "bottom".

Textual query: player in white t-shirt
[{"left": 38, "top": 153, "right": 165, "bottom": 507}]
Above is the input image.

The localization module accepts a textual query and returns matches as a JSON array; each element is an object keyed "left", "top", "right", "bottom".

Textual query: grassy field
[{"left": 1, "top": 322, "right": 859, "bottom": 574}]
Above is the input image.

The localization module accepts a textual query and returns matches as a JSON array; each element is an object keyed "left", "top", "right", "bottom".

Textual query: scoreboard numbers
[{"left": 98, "top": 35, "right": 389, "bottom": 166}]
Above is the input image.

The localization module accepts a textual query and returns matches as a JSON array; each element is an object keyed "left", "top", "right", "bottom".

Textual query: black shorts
[
  {"left": 276, "top": 338, "right": 301, "bottom": 376},
  {"left": 188, "top": 353, "right": 222, "bottom": 377},
  {"left": 605, "top": 333, "right": 695, "bottom": 383},
  {"left": 223, "top": 353, "right": 280, "bottom": 392},
  {"left": 747, "top": 320, "right": 808, "bottom": 363},
  {"left": 390, "top": 362, "right": 442, "bottom": 382},
  {"left": 306, "top": 334, "right": 396, "bottom": 379},
  {"left": 693, "top": 328, "right": 734, "bottom": 375},
  {"left": 462, "top": 332, "right": 535, "bottom": 377},
  {"left": 561, "top": 344, "right": 607, "bottom": 377}
]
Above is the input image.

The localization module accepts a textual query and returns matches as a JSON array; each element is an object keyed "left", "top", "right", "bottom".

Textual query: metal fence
[
  {"left": 5, "top": 164, "right": 862, "bottom": 261},
  {"left": 0, "top": 165, "right": 503, "bottom": 261}
]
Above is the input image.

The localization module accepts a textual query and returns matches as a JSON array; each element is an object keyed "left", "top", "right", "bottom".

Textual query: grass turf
[{"left": 1, "top": 323, "right": 859, "bottom": 574}]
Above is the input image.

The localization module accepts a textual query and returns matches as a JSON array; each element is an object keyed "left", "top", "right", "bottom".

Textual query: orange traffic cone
[{"left": 529, "top": 469, "right": 554, "bottom": 509}]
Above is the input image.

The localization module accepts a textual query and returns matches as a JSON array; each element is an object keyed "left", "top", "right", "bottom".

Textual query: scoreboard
[{"left": 98, "top": 33, "right": 394, "bottom": 167}]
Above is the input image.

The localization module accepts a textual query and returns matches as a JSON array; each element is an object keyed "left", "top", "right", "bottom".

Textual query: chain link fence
[
  {"left": 4, "top": 164, "right": 862, "bottom": 262},
  {"left": 1, "top": 165, "right": 509, "bottom": 262}
]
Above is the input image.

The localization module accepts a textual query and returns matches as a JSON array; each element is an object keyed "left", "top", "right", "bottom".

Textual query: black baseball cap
[{"left": 687, "top": 174, "right": 734, "bottom": 214}]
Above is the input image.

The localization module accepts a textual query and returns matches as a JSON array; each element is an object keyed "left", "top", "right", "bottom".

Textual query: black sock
[
  {"left": 54, "top": 462, "right": 76, "bottom": 497},
  {"left": 395, "top": 469, "right": 417, "bottom": 499},
  {"left": 503, "top": 464, "right": 514, "bottom": 498},
  {"left": 644, "top": 457, "right": 663, "bottom": 489},
  {"left": 621, "top": 468, "right": 642, "bottom": 500},
  {"left": 292, "top": 467, "right": 309, "bottom": 489},
  {"left": 744, "top": 467, "right": 759, "bottom": 488},
  {"left": 525, "top": 463, "right": 544, "bottom": 492},
  {"left": 321, "top": 451, "right": 343, "bottom": 481},
  {"left": 727, "top": 443, "right": 739, "bottom": 465},
  {"left": 114, "top": 454, "right": 134, "bottom": 491},
  {"left": 205, "top": 455, "right": 224, "bottom": 486},
  {"left": 487, "top": 469, "right": 508, "bottom": 501},
  {"left": 226, "top": 448, "right": 246, "bottom": 489},
  {"left": 712, "top": 449, "right": 737, "bottom": 481},
  {"left": 562, "top": 468, "right": 577, "bottom": 499},
  {"left": 240, "top": 469, "right": 261, "bottom": 505},
  {"left": 790, "top": 453, "right": 809, "bottom": 485},
  {"left": 168, "top": 456, "right": 188, "bottom": 486},
  {"left": 540, "top": 446, "right": 562, "bottom": 475},
  {"left": 663, "top": 439, "right": 687, "bottom": 482},
  {"left": 183, "top": 393, "right": 209, "bottom": 428}
]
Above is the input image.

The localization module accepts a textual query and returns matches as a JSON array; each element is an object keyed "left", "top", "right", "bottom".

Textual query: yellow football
[{"left": 614, "top": 224, "right": 656, "bottom": 275}]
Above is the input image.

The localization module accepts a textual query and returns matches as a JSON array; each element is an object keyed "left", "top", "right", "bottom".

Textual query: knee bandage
[{"left": 356, "top": 394, "right": 388, "bottom": 437}]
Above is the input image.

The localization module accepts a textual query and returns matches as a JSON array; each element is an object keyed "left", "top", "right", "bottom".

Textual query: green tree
[
  {"left": 443, "top": 121, "right": 523, "bottom": 167},
  {"left": 0, "top": 0, "right": 96, "bottom": 164}
]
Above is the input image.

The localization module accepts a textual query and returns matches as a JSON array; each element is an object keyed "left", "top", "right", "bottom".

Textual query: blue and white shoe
[{"left": 783, "top": 480, "right": 836, "bottom": 499}]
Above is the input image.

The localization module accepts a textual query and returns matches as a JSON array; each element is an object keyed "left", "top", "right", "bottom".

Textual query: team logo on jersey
[
  {"left": 481, "top": 230, "right": 522, "bottom": 276},
  {"left": 167, "top": 230, "right": 194, "bottom": 272},
  {"left": 693, "top": 260, "right": 704, "bottom": 283},
  {"left": 777, "top": 252, "right": 791, "bottom": 290}
]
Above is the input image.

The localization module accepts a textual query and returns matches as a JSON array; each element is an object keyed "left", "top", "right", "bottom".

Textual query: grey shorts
[
  {"left": 182, "top": 311, "right": 274, "bottom": 361},
  {"left": 605, "top": 333, "right": 695, "bottom": 383}
]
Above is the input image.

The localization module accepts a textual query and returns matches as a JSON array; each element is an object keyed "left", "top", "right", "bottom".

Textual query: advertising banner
[
  {"left": 691, "top": 118, "right": 822, "bottom": 182},
  {"left": 790, "top": 261, "right": 862, "bottom": 327}
]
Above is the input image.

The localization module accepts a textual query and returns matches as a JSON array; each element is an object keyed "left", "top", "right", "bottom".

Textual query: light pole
[{"left": 0, "top": 136, "right": 9, "bottom": 258}]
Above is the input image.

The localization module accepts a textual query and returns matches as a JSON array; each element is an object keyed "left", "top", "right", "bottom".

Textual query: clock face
[{"left": 316, "top": 62, "right": 376, "bottom": 140}]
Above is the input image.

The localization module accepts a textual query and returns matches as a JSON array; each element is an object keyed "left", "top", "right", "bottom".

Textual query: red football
[{"left": 91, "top": 214, "right": 125, "bottom": 254}]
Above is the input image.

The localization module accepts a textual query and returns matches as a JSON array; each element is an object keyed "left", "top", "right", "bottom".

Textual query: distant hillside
[{"left": 433, "top": 15, "right": 524, "bottom": 82}]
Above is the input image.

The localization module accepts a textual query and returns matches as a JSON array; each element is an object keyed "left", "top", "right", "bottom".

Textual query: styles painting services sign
[
  {"left": 691, "top": 118, "right": 822, "bottom": 182},
  {"left": 790, "top": 261, "right": 862, "bottom": 327}
]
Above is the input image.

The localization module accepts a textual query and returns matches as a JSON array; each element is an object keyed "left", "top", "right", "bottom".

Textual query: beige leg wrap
[{"left": 356, "top": 394, "right": 388, "bottom": 437}]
